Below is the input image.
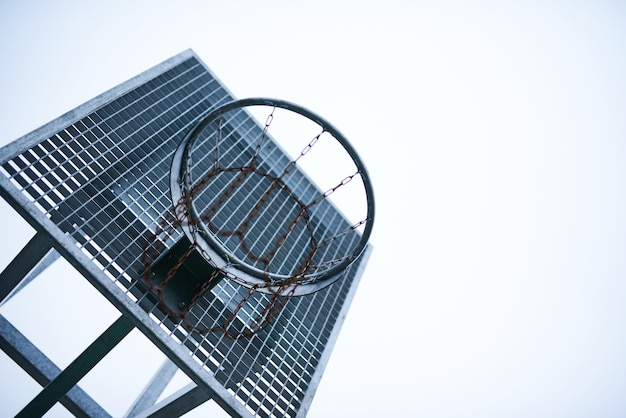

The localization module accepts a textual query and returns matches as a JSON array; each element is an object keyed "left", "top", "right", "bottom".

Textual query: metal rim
[{"left": 170, "top": 98, "right": 375, "bottom": 295}]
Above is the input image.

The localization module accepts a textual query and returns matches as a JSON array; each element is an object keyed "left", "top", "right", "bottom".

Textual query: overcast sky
[{"left": 2, "top": 1, "right": 626, "bottom": 417}]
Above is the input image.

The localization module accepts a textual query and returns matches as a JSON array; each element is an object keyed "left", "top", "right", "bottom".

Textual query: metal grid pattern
[
  {"left": 182, "top": 103, "right": 363, "bottom": 283},
  {"left": 0, "top": 51, "right": 370, "bottom": 417}
]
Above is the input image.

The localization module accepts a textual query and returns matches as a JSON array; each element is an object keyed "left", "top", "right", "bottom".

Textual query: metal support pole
[
  {"left": 133, "top": 383, "right": 211, "bottom": 418},
  {"left": 7, "top": 248, "right": 61, "bottom": 303},
  {"left": 0, "top": 314, "right": 110, "bottom": 417},
  {"left": 15, "top": 315, "right": 135, "bottom": 418},
  {"left": 125, "top": 358, "right": 179, "bottom": 417},
  {"left": 0, "top": 232, "right": 54, "bottom": 303}
]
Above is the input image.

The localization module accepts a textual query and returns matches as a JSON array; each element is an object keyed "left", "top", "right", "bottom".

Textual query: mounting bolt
[{"left": 178, "top": 301, "right": 186, "bottom": 309}]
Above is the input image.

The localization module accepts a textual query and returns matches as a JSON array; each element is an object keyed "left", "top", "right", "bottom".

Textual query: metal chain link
[
  {"left": 251, "top": 106, "right": 275, "bottom": 166},
  {"left": 280, "top": 130, "right": 324, "bottom": 178},
  {"left": 141, "top": 105, "right": 369, "bottom": 339}
]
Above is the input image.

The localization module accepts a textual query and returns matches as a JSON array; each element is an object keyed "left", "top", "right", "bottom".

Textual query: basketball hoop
[{"left": 142, "top": 98, "right": 374, "bottom": 338}]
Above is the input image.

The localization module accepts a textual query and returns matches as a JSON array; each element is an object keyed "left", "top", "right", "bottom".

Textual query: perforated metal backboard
[{"left": 0, "top": 49, "right": 371, "bottom": 417}]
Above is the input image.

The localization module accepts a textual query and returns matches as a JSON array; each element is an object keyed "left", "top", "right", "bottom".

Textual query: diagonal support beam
[
  {"left": 0, "top": 314, "right": 111, "bottom": 417},
  {"left": 7, "top": 248, "right": 61, "bottom": 304},
  {"left": 0, "top": 232, "right": 54, "bottom": 304},
  {"left": 15, "top": 315, "right": 135, "bottom": 418},
  {"left": 133, "top": 383, "right": 211, "bottom": 418},
  {"left": 125, "top": 358, "right": 179, "bottom": 418}
]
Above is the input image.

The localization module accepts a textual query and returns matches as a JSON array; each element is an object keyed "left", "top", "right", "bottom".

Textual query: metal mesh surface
[{"left": 0, "top": 51, "right": 370, "bottom": 417}]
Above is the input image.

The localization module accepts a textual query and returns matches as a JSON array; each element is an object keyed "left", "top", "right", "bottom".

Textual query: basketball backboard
[{"left": 0, "top": 49, "right": 373, "bottom": 417}]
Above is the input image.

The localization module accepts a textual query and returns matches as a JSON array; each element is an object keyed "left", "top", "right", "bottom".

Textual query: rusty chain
[{"left": 141, "top": 105, "right": 369, "bottom": 339}]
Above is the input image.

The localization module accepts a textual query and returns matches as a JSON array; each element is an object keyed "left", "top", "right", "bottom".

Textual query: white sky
[{"left": 1, "top": 1, "right": 626, "bottom": 417}]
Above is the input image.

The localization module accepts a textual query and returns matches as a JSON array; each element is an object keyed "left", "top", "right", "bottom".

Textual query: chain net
[{"left": 141, "top": 100, "right": 373, "bottom": 339}]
